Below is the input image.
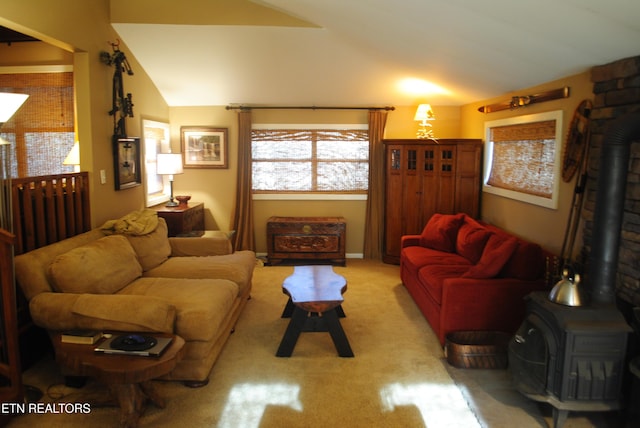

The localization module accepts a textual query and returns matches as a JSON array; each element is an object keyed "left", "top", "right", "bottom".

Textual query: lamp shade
[
  {"left": 0, "top": 93, "right": 29, "bottom": 123},
  {"left": 414, "top": 104, "right": 435, "bottom": 122},
  {"left": 156, "top": 153, "right": 184, "bottom": 175}
]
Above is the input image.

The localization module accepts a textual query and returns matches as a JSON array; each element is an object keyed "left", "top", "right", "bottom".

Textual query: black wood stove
[
  {"left": 509, "top": 293, "right": 631, "bottom": 427},
  {"left": 508, "top": 114, "right": 640, "bottom": 428}
]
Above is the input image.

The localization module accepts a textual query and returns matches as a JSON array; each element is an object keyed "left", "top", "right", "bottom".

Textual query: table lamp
[{"left": 156, "top": 153, "right": 184, "bottom": 207}]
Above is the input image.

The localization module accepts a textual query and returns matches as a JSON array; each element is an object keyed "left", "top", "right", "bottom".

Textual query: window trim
[
  {"left": 482, "top": 110, "right": 563, "bottom": 209},
  {"left": 142, "top": 118, "right": 172, "bottom": 207},
  {"left": 251, "top": 123, "right": 369, "bottom": 197}
]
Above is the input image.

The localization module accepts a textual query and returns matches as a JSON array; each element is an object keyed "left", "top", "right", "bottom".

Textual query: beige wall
[
  {"left": 1, "top": 0, "right": 595, "bottom": 258},
  {"left": 1, "top": 0, "right": 169, "bottom": 227},
  {"left": 460, "top": 71, "right": 594, "bottom": 256}
]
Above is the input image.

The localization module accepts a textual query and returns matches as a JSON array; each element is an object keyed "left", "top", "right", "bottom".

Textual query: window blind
[
  {"left": 488, "top": 120, "right": 556, "bottom": 198},
  {"left": 0, "top": 72, "right": 75, "bottom": 178}
]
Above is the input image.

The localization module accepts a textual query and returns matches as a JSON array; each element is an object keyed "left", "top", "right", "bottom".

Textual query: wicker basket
[{"left": 445, "top": 331, "right": 510, "bottom": 369}]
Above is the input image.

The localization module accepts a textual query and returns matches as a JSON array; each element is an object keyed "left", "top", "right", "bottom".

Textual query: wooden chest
[{"left": 267, "top": 216, "right": 346, "bottom": 266}]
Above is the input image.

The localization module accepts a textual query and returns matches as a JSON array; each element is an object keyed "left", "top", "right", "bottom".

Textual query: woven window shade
[
  {"left": 488, "top": 120, "right": 556, "bottom": 198},
  {"left": 0, "top": 72, "right": 75, "bottom": 178},
  {"left": 251, "top": 128, "right": 369, "bottom": 192}
]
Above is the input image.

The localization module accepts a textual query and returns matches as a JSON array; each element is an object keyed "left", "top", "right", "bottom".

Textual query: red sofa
[{"left": 400, "top": 213, "right": 552, "bottom": 346}]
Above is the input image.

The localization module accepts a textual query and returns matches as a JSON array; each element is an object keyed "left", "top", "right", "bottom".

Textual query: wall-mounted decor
[
  {"left": 483, "top": 110, "right": 563, "bottom": 209},
  {"left": 113, "top": 137, "right": 141, "bottom": 190},
  {"left": 478, "top": 87, "right": 570, "bottom": 114},
  {"left": 101, "top": 40, "right": 134, "bottom": 139},
  {"left": 181, "top": 127, "right": 228, "bottom": 169}
]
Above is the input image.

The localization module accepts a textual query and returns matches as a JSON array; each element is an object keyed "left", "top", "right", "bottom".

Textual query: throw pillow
[
  {"left": 455, "top": 217, "right": 492, "bottom": 264},
  {"left": 419, "top": 213, "right": 465, "bottom": 252},
  {"left": 462, "top": 234, "right": 518, "bottom": 279},
  {"left": 125, "top": 217, "right": 172, "bottom": 271},
  {"left": 500, "top": 240, "right": 544, "bottom": 280},
  {"left": 48, "top": 235, "right": 142, "bottom": 294}
]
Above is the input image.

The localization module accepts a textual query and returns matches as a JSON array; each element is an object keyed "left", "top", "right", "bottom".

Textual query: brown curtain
[
  {"left": 363, "top": 110, "right": 389, "bottom": 259},
  {"left": 231, "top": 109, "right": 255, "bottom": 251}
]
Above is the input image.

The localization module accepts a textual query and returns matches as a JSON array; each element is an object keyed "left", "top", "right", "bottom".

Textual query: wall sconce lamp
[
  {"left": 63, "top": 141, "right": 80, "bottom": 172},
  {"left": 414, "top": 104, "right": 436, "bottom": 140},
  {"left": 156, "top": 152, "right": 184, "bottom": 207}
]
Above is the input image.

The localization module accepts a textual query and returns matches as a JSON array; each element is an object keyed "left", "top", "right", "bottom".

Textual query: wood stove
[
  {"left": 509, "top": 293, "right": 631, "bottom": 428},
  {"left": 508, "top": 113, "right": 640, "bottom": 428}
]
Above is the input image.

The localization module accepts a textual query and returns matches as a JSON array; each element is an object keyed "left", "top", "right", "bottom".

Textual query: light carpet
[{"left": 7, "top": 259, "right": 615, "bottom": 427}]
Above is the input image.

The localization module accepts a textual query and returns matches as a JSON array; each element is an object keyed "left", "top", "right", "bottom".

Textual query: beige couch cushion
[
  {"left": 120, "top": 277, "right": 238, "bottom": 341},
  {"left": 48, "top": 235, "right": 142, "bottom": 294},
  {"left": 144, "top": 250, "right": 256, "bottom": 296},
  {"left": 125, "top": 218, "right": 172, "bottom": 271}
]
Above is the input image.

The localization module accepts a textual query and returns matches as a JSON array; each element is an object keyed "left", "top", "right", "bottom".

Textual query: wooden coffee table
[
  {"left": 276, "top": 265, "right": 354, "bottom": 357},
  {"left": 52, "top": 332, "right": 185, "bottom": 427}
]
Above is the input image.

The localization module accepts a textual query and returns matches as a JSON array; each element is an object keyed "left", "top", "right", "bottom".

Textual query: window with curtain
[
  {"left": 251, "top": 126, "right": 369, "bottom": 193},
  {"left": 0, "top": 71, "right": 75, "bottom": 178},
  {"left": 483, "top": 110, "right": 563, "bottom": 209}
]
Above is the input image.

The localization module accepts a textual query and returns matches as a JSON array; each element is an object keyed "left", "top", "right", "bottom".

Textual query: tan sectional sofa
[{"left": 14, "top": 212, "right": 256, "bottom": 386}]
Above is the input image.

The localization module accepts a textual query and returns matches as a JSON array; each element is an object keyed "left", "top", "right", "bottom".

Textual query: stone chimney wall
[{"left": 581, "top": 55, "right": 640, "bottom": 306}]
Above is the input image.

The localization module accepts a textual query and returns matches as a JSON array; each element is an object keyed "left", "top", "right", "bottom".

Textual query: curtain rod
[{"left": 226, "top": 105, "right": 395, "bottom": 111}]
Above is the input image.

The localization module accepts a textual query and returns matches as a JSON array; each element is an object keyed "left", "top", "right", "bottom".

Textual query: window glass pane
[
  {"left": 317, "top": 161, "right": 369, "bottom": 191},
  {"left": 253, "top": 161, "right": 312, "bottom": 191},
  {"left": 253, "top": 140, "right": 311, "bottom": 160},
  {"left": 317, "top": 140, "right": 368, "bottom": 160}
]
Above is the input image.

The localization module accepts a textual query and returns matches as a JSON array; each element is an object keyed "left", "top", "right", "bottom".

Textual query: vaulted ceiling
[{"left": 110, "top": 0, "right": 640, "bottom": 107}]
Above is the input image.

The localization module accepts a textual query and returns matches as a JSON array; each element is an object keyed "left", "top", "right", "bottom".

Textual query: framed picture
[
  {"left": 113, "top": 136, "right": 142, "bottom": 190},
  {"left": 181, "top": 127, "right": 228, "bottom": 169}
]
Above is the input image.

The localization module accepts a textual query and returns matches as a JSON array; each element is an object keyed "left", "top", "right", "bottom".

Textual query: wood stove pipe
[{"left": 587, "top": 113, "right": 640, "bottom": 305}]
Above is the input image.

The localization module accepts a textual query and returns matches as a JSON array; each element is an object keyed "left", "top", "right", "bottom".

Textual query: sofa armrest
[
  {"left": 29, "top": 292, "right": 176, "bottom": 333},
  {"left": 401, "top": 235, "right": 421, "bottom": 248},
  {"left": 169, "top": 231, "right": 233, "bottom": 256}
]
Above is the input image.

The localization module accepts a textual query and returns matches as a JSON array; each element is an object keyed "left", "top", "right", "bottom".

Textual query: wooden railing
[{"left": 11, "top": 172, "right": 91, "bottom": 255}]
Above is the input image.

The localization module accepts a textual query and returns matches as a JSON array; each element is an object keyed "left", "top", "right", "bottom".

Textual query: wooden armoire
[{"left": 383, "top": 139, "right": 483, "bottom": 264}]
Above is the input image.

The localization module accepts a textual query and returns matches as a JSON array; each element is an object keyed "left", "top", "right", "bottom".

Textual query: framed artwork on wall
[
  {"left": 181, "top": 127, "right": 228, "bottom": 169},
  {"left": 113, "top": 136, "right": 142, "bottom": 190}
]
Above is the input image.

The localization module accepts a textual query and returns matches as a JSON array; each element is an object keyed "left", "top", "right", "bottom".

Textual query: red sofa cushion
[
  {"left": 419, "top": 213, "right": 465, "bottom": 252},
  {"left": 455, "top": 217, "right": 492, "bottom": 263},
  {"left": 418, "top": 264, "right": 471, "bottom": 305},
  {"left": 402, "top": 246, "right": 470, "bottom": 278},
  {"left": 462, "top": 234, "right": 518, "bottom": 279},
  {"left": 499, "top": 240, "right": 544, "bottom": 280}
]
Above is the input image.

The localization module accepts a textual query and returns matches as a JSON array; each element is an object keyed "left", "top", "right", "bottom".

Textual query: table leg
[
  {"left": 323, "top": 309, "right": 354, "bottom": 357},
  {"left": 276, "top": 307, "right": 307, "bottom": 357},
  {"left": 109, "top": 383, "right": 145, "bottom": 428},
  {"left": 281, "top": 297, "right": 295, "bottom": 318}
]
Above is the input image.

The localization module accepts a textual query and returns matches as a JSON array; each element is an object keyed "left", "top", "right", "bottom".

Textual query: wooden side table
[
  {"left": 52, "top": 333, "right": 185, "bottom": 427},
  {"left": 152, "top": 202, "right": 204, "bottom": 237}
]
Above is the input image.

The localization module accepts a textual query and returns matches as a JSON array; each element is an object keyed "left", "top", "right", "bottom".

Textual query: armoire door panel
[{"left": 383, "top": 139, "right": 482, "bottom": 264}]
